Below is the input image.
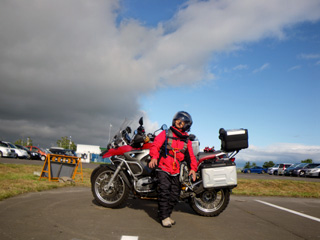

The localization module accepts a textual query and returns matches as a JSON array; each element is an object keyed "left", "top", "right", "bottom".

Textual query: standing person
[{"left": 149, "top": 111, "right": 198, "bottom": 228}]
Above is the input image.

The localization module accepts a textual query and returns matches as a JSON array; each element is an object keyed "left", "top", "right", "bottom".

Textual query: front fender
[{"left": 90, "top": 164, "right": 115, "bottom": 184}]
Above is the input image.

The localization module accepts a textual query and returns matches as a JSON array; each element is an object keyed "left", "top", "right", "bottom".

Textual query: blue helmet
[{"left": 172, "top": 111, "right": 193, "bottom": 132}]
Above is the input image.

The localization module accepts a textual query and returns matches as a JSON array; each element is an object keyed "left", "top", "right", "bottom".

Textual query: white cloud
[
  {"left": 0, "top": 0, "right": 320, "bottom": 147},
  {"left": 233, "top": 64, "right": 249, "bottom": 70},
  {"left": 299, "top": 53, "right": 320, "bottom": 59},
  {"left": 288, "top": 65, "right": 301, "bottom": 71},
  {"left": 253, "top": 63, "right": 270, "bottom": 73},
  {"left": 236, "top": 143, "right": 320, "bottom": 166},
  {"left": 298, "top": 53, "right": 320, "bottom": 67}
]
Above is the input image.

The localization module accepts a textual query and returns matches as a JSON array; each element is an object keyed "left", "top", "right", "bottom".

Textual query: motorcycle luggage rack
[{"left": 227, "top": 150, "right": 239, "bottom": 160}]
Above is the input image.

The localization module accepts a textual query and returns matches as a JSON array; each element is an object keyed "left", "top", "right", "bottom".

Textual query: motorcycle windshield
[{"left": 108, "top": 119, "right": 132, "bottom": 145}]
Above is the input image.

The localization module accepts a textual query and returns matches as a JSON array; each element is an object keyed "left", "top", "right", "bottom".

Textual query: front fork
[{"left": 104, "top": 161, "right": 124, "bottom": 191}]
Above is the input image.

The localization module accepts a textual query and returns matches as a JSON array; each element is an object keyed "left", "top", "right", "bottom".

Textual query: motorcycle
[{"left": 91, "top": 117, "right": 248, "bottom": 217}]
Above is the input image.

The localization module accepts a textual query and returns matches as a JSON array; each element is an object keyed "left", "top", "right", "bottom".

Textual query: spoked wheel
[
  {"left": 91, "top": 167, "right": 129, "bottom": 208},
  {"left": 190, "top": 188, "right": 230, "bottom": 217}
]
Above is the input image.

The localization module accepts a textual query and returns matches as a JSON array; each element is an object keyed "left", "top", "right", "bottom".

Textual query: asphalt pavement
[
  {"left": 1, "top": 157, "right": 320, "bottom": 239},
  {"left": 0, "top": 187, "right": 319, "bottom": 240}
]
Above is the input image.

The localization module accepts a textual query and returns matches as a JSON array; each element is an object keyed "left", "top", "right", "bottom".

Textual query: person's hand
[
  {"left": 149, "top": 158, "right": 158, "bottom": 168},
  {"left": 189, "top": 170, "right": 196, "bottom": 181}
]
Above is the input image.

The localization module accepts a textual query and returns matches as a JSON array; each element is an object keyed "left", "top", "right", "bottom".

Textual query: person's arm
[
  {"left": 149, "top": 130, "right": 166, "bottom": 168},
  {"left": 187, "top": 140, "right": 198, "bottom": 181}
]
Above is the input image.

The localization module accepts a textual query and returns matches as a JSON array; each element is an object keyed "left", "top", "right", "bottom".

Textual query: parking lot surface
[
  {"left": 1, "top": 158, "right": 320, "bottom": 239},
  {"left": 0, "top": 187, "right": 319, "bottom": 240}
]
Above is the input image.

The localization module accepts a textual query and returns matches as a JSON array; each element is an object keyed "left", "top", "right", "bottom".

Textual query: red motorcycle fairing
[
  {"left": 197, "top": 151, "right": 228, "bottom": 165},
  {"left": 142, "top": 142, "right": 153, "bottom": 149},
  {"left": 197, "top": 153, "right": 218, "bottom": 166},
  {"left": 103, "top": 145, "right": 134, "bottom": 158},
  {"left": 103, "top": 142, "right": 153, "bottom": 158},
  {"left": 197, "top": 152, "right": 235, "bottom": 166}
]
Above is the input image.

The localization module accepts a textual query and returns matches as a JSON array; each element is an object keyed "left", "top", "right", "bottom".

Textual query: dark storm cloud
[
  {"left": 0, "top": 1, "right": 141, "bottom": 147},
  {"left": 1, "top": 0, "right": 320, "bottom": 149}
]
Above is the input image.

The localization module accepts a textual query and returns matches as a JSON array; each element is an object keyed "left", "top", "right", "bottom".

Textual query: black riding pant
[{"left": 157, "top": 171, "right": 181, "bottom": 220}]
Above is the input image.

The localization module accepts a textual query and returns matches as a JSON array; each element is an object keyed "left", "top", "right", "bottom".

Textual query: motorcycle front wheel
[
  {"left": 91, "top": 167, "right": 129, "bottom": 208},
  {"left": 190, "top": 188, "right": 230, "bottom": 217}
]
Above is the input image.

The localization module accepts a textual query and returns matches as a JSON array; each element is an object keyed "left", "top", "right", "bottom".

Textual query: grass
[
  {"left": 233, "top": 179, "right": 320, "bottom": 198},
  {"left": 0, "top": 163, "right": 92, "bottom": 201},
  {"left": 0, "top": 163, "right": 319, "bottom": 201}
]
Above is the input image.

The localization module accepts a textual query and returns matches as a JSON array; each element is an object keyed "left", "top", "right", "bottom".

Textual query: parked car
[
  {"left": 49, "top": 147, "right": 64, "bottom": 155},
  {"left": 3, "top": 141, "right": 29, "bottom": 159},
  {"left": 268, "top": 163, "right": 293, "bottom": 175},
  {"left": 305, "top": 166, "right": 320, "bottom": 178},
  {"left": 15, "top": 144, "right": 41, "bottom": 160},
  {"left": 64, "top": 149, "right": 77, "bottom": 156},
  {"left": 268, "top": 164, "right": 279, "bottom": 175},
  {"left": 49, "top": 147, "right": 76, "bottom": 156},
  {"left": 277, "top": 163, "right": 294, "bottom": 175},
  {"left": 292, "top": 163, "right": 320, "bottom": 177},
  {"left": 283, "top": 163, "right": 308, "bottom": 176},
  {"left": 0, "top": 141, "right": 16, "bottom": 158},
  {"left": 25, "top": 146, "right": 51, "bottom": 161},
  {"left": 242, "top": 166, "right": 268, "bottom": 174}
]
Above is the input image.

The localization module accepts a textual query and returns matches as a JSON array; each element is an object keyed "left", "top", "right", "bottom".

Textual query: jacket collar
[{"left": 170, "top": 126, "right": 189, "bottom": 139}]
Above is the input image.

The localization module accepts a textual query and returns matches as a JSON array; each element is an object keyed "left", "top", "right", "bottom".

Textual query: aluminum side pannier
[{"left": 200, "top": 161, "right": 237, "bottom": 189}]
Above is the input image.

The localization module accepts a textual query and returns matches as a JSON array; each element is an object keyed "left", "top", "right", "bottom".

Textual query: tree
[
  {"left": 56, "top": 136, "right": 76, "bottom": 150},
  {"left": 15, "top": 137, "right": 33, "bottom": 146},
  {"left": 263, "top": 161, "right": 275, "bottom": 168},
  {"left": 301, "top": 159, "right": 313, "bottom": 163},
  {"left": 244, "top": 161, "right": 251, "bottom": 169},
  {"left": 243, "top": 161, "right": 258, "bottom": 169}
]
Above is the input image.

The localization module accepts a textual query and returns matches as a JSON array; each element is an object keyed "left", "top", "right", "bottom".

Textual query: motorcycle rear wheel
[
  {"left": 190, "top": 188, "right": 230, "bottom": 217},
  {"left": 92, "top": 167, "right": 129, "bottom": 208}
]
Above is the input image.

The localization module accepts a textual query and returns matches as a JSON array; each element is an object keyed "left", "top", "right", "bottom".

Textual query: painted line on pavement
[
  {"left": 121, "top": 236, "right": 139, "bottom": 240},
  {"left": 255, "top": 200, "right": 320, "bottom": 223}
]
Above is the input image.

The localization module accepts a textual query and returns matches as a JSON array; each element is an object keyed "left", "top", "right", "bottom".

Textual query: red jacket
[{"left": 150, "top": 127, "right": 198, "bottom": 175}]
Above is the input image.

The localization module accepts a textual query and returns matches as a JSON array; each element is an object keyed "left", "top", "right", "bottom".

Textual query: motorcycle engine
[{"left": 135, "top": 177, "right": 155, "bottom": 192}]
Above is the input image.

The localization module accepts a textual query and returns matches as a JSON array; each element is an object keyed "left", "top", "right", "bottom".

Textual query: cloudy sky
[{"left": 1, "top": 0, "right": 319, "bottom": 166}]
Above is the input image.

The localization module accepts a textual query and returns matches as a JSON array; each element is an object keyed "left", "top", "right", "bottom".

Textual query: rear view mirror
[
  {"left": 139, "top": 117, "right": 143, "bottom": 126},
  {"left": 161, "top": 124, "right": 168, "bottom": 131}
]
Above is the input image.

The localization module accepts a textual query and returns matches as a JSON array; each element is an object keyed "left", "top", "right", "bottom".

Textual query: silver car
[
  {"left": 268, "top": 163, "right": 293, "bottom": 175},
  {"left": 268, "top": 164, "right": 279, "bottom": 175},
  {"left": 305, "top": 166, "right": 320, "bottom": 177},
  {"left": 0, "top": 141, "right": 16, "bottom": 158},
  {"left": 4, "top": 141, "right": 29, "bottom": 159},
  {"left": 278, "top": 163, "right": 294, "bottom": 176}
]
